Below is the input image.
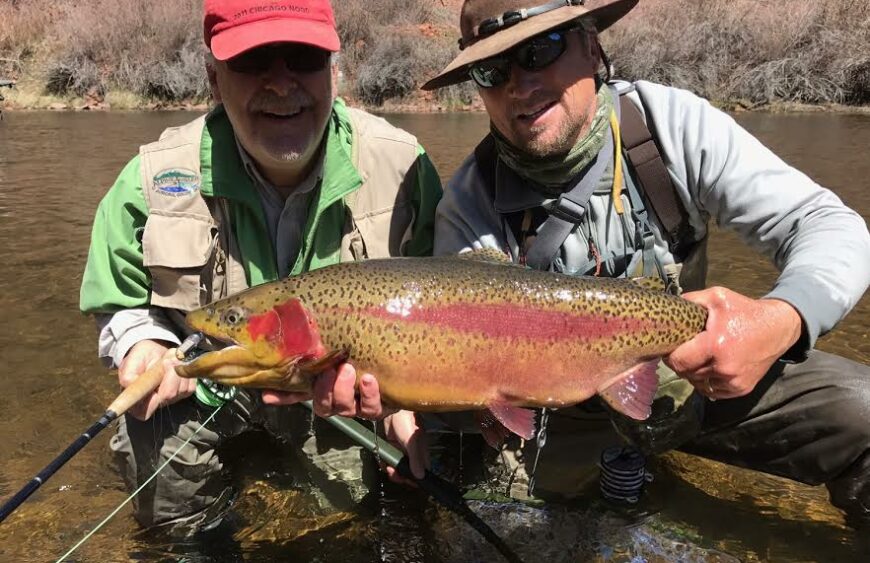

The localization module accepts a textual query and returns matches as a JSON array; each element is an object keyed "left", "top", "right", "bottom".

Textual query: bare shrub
[
  {"left": 356, "top": 35, "right": 426, "bottom": 104},
  {"left": 43, "top": 0, "right": 205, "bottom": 100},
  {"left": 45, "top": 55, "right": 105, "bottom": 97},
  {"left": 334, "top": 0, "right": 375, "bottom": 78},
  {"left": 605, "top": 0, "right": 870, "bottom": 105},
  {"left": 130, "top": 38, "right": 209, "bottom": 100},
  {"left": 4, "top": 0, "right": 867, "bottom": 108},
  {"left": 0, "top": 0, "right": 58, "bottom": 76},
  {"left": 340, "top": 0, "right": 456, "bottom": 105}
]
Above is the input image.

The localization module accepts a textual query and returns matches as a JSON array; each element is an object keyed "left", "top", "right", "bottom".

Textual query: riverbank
[
  {"left": 2, "top": 0, "right": 868, "bottom": 115},
  {"left": 3, "top": 77, "right": 869, "bottom": 116}
]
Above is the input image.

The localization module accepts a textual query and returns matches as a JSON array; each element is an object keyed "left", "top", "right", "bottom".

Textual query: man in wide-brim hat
[{"left": 389, "top": 0, "right": 870, "bottom": 542}]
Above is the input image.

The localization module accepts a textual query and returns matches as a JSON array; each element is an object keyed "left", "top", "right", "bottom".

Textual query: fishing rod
[
  {"left": 300, "top": 402, "right": 525, "bottom": 563},
  {"left": 0, "top": 348, "right": 175, "bottom": 525},
  {"left": 2, "top": 335, "right": 523, "bottom": 562}
]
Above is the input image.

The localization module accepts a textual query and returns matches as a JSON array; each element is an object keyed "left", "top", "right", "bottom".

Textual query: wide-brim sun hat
[{"left": 422, "top": 0, "right": 638, "bottom": 90}]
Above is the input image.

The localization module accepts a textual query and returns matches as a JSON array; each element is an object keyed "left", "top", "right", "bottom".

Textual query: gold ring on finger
[{"left": 705, "top": 377, "right": 717, "bottom": 401}]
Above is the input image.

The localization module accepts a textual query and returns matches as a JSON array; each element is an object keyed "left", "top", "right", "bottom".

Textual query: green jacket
[{"left": 81, "top": 99, "right": 442, "bottom": 314}]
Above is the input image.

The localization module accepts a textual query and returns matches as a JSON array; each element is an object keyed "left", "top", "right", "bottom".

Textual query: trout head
[{"left": 177, "top": 288, "right": 332, "bottom": 392}]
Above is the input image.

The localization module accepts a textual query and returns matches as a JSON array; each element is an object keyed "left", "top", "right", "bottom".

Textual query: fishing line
[{"left": 55, "top": 403, "right": 224, "bottom": 562}]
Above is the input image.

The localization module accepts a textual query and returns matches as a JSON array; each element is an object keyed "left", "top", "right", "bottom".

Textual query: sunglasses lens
[
  {"left": 227, "top": 48, "right": 271, "bottom": 74},
  {"left": 468, "top": 30, "right": 570, "bottom": 88},
  {"left": 470, "top": 58, "right": 510, "bottom": 88},
  {"left": 515, "top": 31, "right": 567, "bottom": 72},
  {"left": 227, "top": 44, "right": 331, "bottom": 75},
  {"left": 290, "top": 45, "right": 332, "bottom": 72}
]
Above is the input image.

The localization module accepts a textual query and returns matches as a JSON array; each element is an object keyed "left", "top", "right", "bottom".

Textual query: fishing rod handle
[{"left": 106, "top": 348, "right": 177, "bottom": 416}]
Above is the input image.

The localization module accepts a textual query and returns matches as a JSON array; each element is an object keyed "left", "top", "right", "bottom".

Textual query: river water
[{"left": 0, "top": 108, "right": 867, "bottom": 562}]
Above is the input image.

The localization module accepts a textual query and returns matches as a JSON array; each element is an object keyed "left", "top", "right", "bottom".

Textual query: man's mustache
[
  {"left": 511, "top": 93, "right": 557, "bottom": 117},
  {"left": 248, "top": 91, "right": 314, "bottom": 114}
]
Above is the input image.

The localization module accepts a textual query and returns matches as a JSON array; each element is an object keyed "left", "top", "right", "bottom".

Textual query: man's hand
[
  {"left": 664, "top": 287, "right": 803, "bottom": 400},
  {"left": 118, "top": 339, "right": 195, "bottom": 421},
  {"left": 383, "top": 409, "right": 429, "bottom": 484},
  {"left": 261, "top": 362, "right": 395, "bottom": 420}
]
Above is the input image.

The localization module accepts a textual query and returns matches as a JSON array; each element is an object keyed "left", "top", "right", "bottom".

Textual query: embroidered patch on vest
[{"left": 153, "top": 168, "right": 200, "bottom": 197}]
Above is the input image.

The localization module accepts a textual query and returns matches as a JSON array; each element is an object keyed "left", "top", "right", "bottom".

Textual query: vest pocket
[
  {"left": 345, "top": 201, "right": 413, "bottom": 260},
  {"left": 142, "top": 211, "right": 217, "bottom": 311}
]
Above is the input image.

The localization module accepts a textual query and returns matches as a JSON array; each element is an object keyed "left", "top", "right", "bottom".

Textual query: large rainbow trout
[{"left": 177, "top": 251, "right": 707, "bottom": 443}]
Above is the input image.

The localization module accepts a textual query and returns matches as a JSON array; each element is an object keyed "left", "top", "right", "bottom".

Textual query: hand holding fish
[
  {"left": 383, "top": 410, "right": 429, "bottom": 483},
  {"left": 262, "top": 362, "right": 396, "bottom": 420},
  {"left": 119, "top": 339, "right": 196, "bottom": 420},
  {"left": 664, "top": 287, "right": 803, "bottom": 400}
]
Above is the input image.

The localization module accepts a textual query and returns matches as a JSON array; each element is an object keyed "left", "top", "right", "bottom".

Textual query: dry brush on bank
[
  {"left": 606, "top": 0, "right": 870, "bottom": 106},
  {"left": 1, "top": 0, "right": 868, "bottom": 108},
  {"left": 333, "top": 0, "right": 476, "bottom": 106},
  {"left": 1, "top": 0, "right": 208, "bottom": 102}
]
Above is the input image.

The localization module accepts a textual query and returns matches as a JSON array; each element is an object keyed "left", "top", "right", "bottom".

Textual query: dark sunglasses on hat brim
[
  {"left": 468, "top": 26, "right": 584, "bottom": 89},
  {"left": 226, "top": 43, "right": 332, "bottom": 75}
]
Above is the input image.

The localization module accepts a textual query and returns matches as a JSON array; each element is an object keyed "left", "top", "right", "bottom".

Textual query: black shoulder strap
[
  {"left": 474, "top": 133, "right": 498, "bottom": 195},
  {"left": 618, "top": 94, "right": 692, "bottom": 254},
  {"left": 472, "top": 131, "right": 610, "bottom": 271},
  {"left": 473, "top": 96, "right": 694, "bottom": 265},
  {"left": 474, "top": 133, "right": 536, "bottom": 255}
]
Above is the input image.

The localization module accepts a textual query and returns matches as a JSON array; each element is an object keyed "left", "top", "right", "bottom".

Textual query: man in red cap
[
  {"left": 391, "top": 0, "right": 870, "bottom": 542},
  {"left": 80, "top": 0, "right": 441, "bottom": 534}
]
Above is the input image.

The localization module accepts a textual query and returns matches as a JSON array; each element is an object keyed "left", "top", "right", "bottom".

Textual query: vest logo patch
[{"left": 153, "top": 168, "right": 200, "bottom": 197}]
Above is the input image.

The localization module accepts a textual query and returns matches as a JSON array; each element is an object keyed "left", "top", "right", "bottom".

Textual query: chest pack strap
[
  {"left": 618, "top": 95, "right": 691, "bottom": 256},
  {"left": 524, "top": 129, "right": 614, "bottom": 270},
  {"left": 473, "top": 89, "right": 692, "bottom": 268}
]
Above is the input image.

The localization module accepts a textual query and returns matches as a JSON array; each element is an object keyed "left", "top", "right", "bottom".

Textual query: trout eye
[{"left": 221, "top": 307, "right": 246, "bottom": 326}]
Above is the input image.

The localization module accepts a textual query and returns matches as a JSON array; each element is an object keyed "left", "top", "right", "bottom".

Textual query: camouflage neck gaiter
[{"left": 493, "top": 86, "right": 614, "bottom": 196}]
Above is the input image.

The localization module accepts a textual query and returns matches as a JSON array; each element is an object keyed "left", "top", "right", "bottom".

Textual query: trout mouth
[{"left": 176, "top": 345, "right": 261, "bottom": 381}]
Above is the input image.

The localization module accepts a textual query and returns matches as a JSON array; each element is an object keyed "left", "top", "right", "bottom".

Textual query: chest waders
[{"left": 474, "top": 85, "right": 706, "bottom": 499}]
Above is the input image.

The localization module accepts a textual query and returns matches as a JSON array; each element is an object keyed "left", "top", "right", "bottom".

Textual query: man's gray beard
[
  {"left": 271, "top": 81, "right": 335, "bottom": 162},
  {"left": 274, "top": 149, "right": 304, "bottom": 162}
]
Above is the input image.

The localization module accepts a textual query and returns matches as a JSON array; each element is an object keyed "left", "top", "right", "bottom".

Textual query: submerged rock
[{"left": 428, "top": 500, "right": 740, "bottom": 563}]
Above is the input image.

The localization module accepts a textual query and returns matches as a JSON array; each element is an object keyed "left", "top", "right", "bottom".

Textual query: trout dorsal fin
[
  {"left": 458, "top": 248, "right": 514, "bottom": 264},
  {"left": 629, "top": 276, "right": 667, "bottom": 292}
]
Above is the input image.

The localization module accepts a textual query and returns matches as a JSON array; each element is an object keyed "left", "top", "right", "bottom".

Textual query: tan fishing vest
[{"left": 138, "top": 107, "right": 421, "bottom": 317}]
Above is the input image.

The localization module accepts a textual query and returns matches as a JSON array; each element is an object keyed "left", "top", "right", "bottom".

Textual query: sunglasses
[
  {"left": 226, "top": 43, "right": 331, "bottom": 75},
  {"left": 469, "top": 27, "right": 579, "bottom": 89}
]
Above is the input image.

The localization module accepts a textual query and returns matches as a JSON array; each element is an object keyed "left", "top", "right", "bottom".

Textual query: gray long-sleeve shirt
[{"left": 435, "top": 81, "right": 870, "bottom": 351}]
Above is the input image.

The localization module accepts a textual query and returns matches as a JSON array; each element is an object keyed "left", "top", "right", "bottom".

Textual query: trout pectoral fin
[
  {"left": 297, "top": 348, "right": 351, "bottom": 377},
  {"left": 598, "top": 360, "right": 660, "bottom": 420},
  {"left": 475, "top": 402, "right": 536, "bottom": 448},
  {"left": 474, "top": 410, "right": 510, "bottom": 449}
]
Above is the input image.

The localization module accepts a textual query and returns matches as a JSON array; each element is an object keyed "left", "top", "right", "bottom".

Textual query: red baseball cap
[{"left": 203, "top": 0, "right": 340, "bottom": 61}]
